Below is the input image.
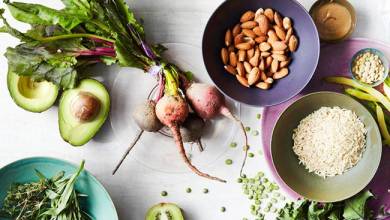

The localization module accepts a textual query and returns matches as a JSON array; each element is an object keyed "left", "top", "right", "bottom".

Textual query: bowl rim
[
  {"left": 202, "top": 0, "right": 321, "bottom": 107},
  {"left": 349, "top": 47, "right": 390, "bottom": 87},
  {"left": 270, "top": 91, "right": 382, "bottom": 202},
  {"left": 0, "top": 156, "right": 119, "bottom": 219}
]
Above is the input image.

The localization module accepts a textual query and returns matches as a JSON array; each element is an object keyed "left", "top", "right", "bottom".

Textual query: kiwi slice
[{"left": 145, "top": 203, "right": 184, "bottom": 220}]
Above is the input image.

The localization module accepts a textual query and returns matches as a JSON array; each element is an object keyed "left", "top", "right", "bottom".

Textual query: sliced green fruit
[
  {"left": 7, "top": 71, "right": 59, "bottom": 112},
  {"left": 59, "top": 78, "right": 110, "bottom": 146},
  {"left": 146, "top": 203, "right": 184, "bottom": 220}
]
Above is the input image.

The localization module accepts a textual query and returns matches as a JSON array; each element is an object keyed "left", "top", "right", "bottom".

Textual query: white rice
[{"left": 292, "top": 106, "right": 367, "bottom": 178}]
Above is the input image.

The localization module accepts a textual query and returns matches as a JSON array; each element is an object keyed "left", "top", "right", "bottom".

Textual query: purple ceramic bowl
[{"left": 202, "top": 0, "right": 320, "bottom": 106}]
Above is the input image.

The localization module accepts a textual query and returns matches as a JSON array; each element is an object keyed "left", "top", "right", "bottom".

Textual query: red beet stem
[
  {"left": 112, "top": 130, "right": 144, "bottom": 175},
  {"left": 170, "top": 125, "right": 226, "bottom": 183},
  {"left": 220, "top": 106, "right": 248, "bottom": 177}
]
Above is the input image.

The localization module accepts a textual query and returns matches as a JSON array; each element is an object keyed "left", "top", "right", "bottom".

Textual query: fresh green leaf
[
  {"left": 277, "top": 199, "right": 308, "bottom": 220},
  {"left": 328, "top": 209, "right": 342, "bottom": 220},
  {"left": 0, "top": 8, "right": 33, "bottom": 42},
  {"left": 307, "top": 202, "right": 333, "bottom": 220},
  {"left": 343, "top": 190, "right": 373, "bottom": 220},
  {"left": 5, "top": 1, "right": 90, "bottom": 31}
]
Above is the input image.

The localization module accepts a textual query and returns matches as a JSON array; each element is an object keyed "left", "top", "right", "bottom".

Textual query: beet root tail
[
  {"left": 170, "top": 125, "right": 226, "bottom": 183},
  {"left": 220, "top": 106, "right": 248, "bottom": 177},
  {"left": 112, "top": 130, "right": 144, "bottom": 175}
]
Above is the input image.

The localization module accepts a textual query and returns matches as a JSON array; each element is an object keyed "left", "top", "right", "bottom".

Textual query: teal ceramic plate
[
  {"left": 0, "top": 157, "right": 118, "bottom": 220},
  {"left": 271, "top": 91, "right": 382, "bottom": 202}
]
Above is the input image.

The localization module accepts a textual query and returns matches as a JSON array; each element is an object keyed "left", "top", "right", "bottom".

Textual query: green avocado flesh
[
  {"left": 7, "top": 71, "right": 59, "bottom": 113},
  {"left": 59, "top": 78, "right": 110, "bottom": 146},
  {"left": 146, "top": 203, "right": 184, "bottom": 220}
]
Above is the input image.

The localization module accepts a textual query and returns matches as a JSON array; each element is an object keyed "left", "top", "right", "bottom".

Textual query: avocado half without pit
[
  {"left": 7, "top": 71, "right": 59, "bottom": 112},
  {"left": 59, "top": 78, "right": 110, "bottom": 146}
]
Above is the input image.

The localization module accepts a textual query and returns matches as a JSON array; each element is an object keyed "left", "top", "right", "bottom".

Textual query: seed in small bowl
[{"left": 350, "top": 48, "right": 389, "bottom": 87}]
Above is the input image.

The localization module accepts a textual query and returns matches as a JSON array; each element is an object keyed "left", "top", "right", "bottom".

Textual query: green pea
[
  {"left": 256, "top": 113, "right": 261, "bottom": 119},
  {"left": 161, "top": 191, "right": 168, "bottom": 197},
  {"left": 271, "top": 198, "right": 277, "bottom": 203},
  {"left": 255, "top": 200, "right": 260, "bottom": 205},
  {"left": 186, "top": 188, "right": 192, "bottom": 193},
  {"left": 248, "top": 195, "right": 253, "bottom": 199},
  {"left": 203, "top": 188, "right": 209, "bottom": 194},
  {"left": 225, "top": 159, "right": 233, "bottom": 165},
  {"left": 220, "top": 207, "right": 226, "bottom": 212},
  {"left": 251, "top": 209, "right": 257, "bottom": 215},
  {"left": 251, "top": 130, "right": 259, "bottom": 136},
  {"left": 242, "top": 218, "right": 248, "bottom": 220},
  {"left": 244, "top": 189, "right": 249, "bottom": 195},
  {"left": 263, "top": 207, "right": 270, "bottom": 213},
  {"left": 248, "top": 152, "right": 255, "bottom": 158},
  {"left": 230, "top": 142, "right": 237, "bottom": 148},
  {"left": 241, "top": 174, "right": 247, "bottom": 178},
  {"left": 237, "top": 178, "right": 243, "bottom": 183},
  {"left": 271, "top": 207, "right": 277, "bottom": 213},
  {"left": 258, "top": 172, "right": 264, "bottom": 177},
  {"left": 245, "top": 126, "right": 251, "bottom": 131}
]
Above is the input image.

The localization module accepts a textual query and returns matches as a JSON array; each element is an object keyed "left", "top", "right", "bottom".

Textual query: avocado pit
[{"left": 71, "top": 92, "right": 101, "bottom": 122}]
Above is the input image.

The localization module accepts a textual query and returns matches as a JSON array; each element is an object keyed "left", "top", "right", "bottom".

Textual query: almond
[
  {"left": 271, "top": 41, "right": 287, "bottom": 51},
  {"left": 285, "top": 28, "right": 293, "bottom": 43},
  {"left": 266, "top": 56, "right": 273, "bottom": 68},
  {"left": 244, "top": 37, "right": 256, "bottom": 46},
  {"left": 255, "top": 8, "right": 264, "bottom": 19},
  {"left": 236, "top": 62, "right": 245, "bottom": 77},
  {"left": 259, "top": 42, "right": 271, "bottom": 52},
  {"left": 240, "top": 11, "right": 255, "bottom": 23},
  {"left": 274, "top": 25, "right": 286, "bottom": 40},
  {"left": 234, "top": 33, "right": 245, "bottom": 45},
  {"left": 242, "top": 29, "right": 257, "bottom": 39},
  {"left": 256, "top": 15, "right": 269, "bottom": 35},
  {"left": 249, "top": 49, "right": 260, "bottom": 67},
  {"left": 236, "top": 42, "right": 252, "bottom": 50},
  {"left": 264, "top": 8, "right": 274, "bottom": 22},
  {"left": 248, "top": 67, "right": 260, "bottom": 85},
  {"left": 283, "top": 17, "right": 292, "bottom": 30},
  {"left": 241, "top": 21, "right": 258, "bottom": 29},
  {"left": 225, "top": 29, "right": 233, "bottom": 46},
  {"left": 273, "top": 68, "right": 289, "bottom": 79},
  {"left": 272, "top": 54, "right": 287, "bottom": 62},
  {"left": 229, "top": 52, "right": 237, "bottom": 67},
  {"left": 289, "top": 35, "right": 298, "bottom": 52},
  {"left": 274, "top": 12, "right": 283, "bottom": 28},
  {"left": 247, "top": 49, "right": 255, "bottom": 59},
  {"left": 261, "top": 51, "right": 271, "bottom": 57},
  {"left": 280, "top": 59, "right": 291, "bottom": 68},
  {"left": 260, "top": 70, "right": 267, "bottom": 81},
  {"left": 255, "top": 36, "right": 267, "bottom": 43},
  {"left": 236, "top": 75, "right": 250, "bottom": 87},
  {"left": 221, "top": 48, "right": 229, "bottom": 65},
  {"left": 271, "top": 59, "right": 279, "bottom": 73},
  {"left": 252, "top": 26, "right": 263, "bottom": 36},
  {"left": 267, "top": 30, "right": 279, "bottom": 43},
  {"left": 259, "top": 57, "right": 265, "bottom": 71},
  {"left": 243, "top": 61, "right": 252, "bottom": 74},
  {"left": 224, "top": 65, "right": 237, "bottom": 75},
  {"left": 238, "top": 50, "right": 246, "bottom": 62},
  {"left": 265, "top": 77, "right": 274, "bottom": 84},
  {"left": 232, "top": 24, "right": 241, "bottom": 37},
  {"left": 256, "top": 82, "right": 270, "bottom": 90},
  {"left": 272, "top": 50, "right": 285, "bottom": 55}
]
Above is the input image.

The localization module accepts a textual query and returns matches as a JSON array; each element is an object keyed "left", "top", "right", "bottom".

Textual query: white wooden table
[{"left": 0, "top": 0, "right": 389, "bottom": 219}]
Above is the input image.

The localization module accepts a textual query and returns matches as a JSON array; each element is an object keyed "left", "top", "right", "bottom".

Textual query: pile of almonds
[{"left": 221, "top": 8, "right": 299, "bottom": 90}]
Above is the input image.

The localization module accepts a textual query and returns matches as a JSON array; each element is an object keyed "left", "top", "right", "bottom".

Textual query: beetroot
[
  {"left": 112, "top": 100, "right": 163, "bottom": 175},
  {"left": 180, "top": 113, "right": 206, "bottom": 152},
  {"left": 185, "top": 83, "right": 249, "bottom": 176},
  {"left": 156, "top": 95, "right": 226, "bottom": 182}
]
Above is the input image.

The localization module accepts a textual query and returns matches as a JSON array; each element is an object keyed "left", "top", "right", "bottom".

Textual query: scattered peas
[
  {"left": 251, "top": 130, "right": 259, "bottom": 136},
  {"left": 237, "top": 178, "right": 243, "bottom": 183},
  {"left": 220, "top": 207, "right": 226, "bottom": 212},
  {"left": 186, "top": 188, "right": 192, "bottom": 193},
  {"left": 248, "top": 152, "right": 255, "bottom": 158},
  {"left": 263, "top": 207, "right": 270, "bottom": 213},
  {"left": 230, "top": 142, "right": 237, "bottom": 148},
  {"left": 225, "top": 159, "right": 233, "bottom": 165},
  {"left": 256, "top": 113, "right": 262, "bottom": 119},
  {"left": 161, "top": 191, "right": 168, "bottom": 197},
  {"left": 245, "top": 126, "right": 251, "bottom": 132},
  {"left": 203, "top": 188, "right": 209, "bottom": 194}
]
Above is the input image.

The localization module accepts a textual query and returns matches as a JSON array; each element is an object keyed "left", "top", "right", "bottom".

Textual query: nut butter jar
[{"left": 310, "top": 0, "right": 356, "bottom": 43}]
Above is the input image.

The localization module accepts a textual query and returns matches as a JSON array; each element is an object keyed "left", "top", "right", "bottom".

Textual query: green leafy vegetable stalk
[{"left": 0, "top": 160, "right": 91, "bottom": 220}]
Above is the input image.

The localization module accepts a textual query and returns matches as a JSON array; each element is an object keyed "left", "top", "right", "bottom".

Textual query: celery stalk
[
  {"left": 345, "top": 88, "right": 379, "bottom": 102},
  {"left": 376, "top": 104, "right": 390, "bottom": 146},
  {"left": 325, "top": 77, "right": 390, "bottom": 111}
]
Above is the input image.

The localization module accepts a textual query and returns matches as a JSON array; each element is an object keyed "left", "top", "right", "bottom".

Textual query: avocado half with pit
[
  {"left": 59, "top": 78, "right": 110, "bottom": 146},
  {"left": 7, "top": 71, "right": 59, "bottom": 112}
]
